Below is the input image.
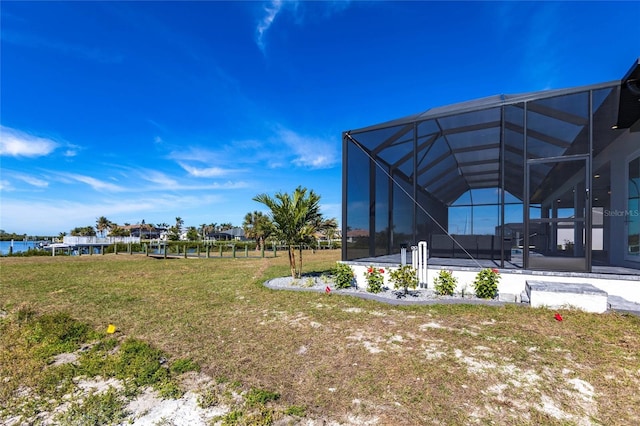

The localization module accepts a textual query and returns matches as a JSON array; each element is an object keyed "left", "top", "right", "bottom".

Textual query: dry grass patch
[{"left": 2, "top": 252, "right": 640, "bottom": 425}]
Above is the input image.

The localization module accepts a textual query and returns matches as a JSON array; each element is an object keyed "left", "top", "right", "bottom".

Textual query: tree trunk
[
  {"left": 298, "top": 245, "right": 303, "bottom": 279},
  {"left": 288, "top": 247, "right": 296, "bottom": 279}
]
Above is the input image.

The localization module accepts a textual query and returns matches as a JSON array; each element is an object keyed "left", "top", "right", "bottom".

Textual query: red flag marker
[
  {"left": 325, "top": 286, "right": 331, "bottom": 294},
  {"left": 554, "top": 313, "right": 563, "bottom": 321}
]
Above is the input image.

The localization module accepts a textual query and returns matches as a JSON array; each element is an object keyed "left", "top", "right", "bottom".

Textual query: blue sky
[{"left": 1, "top": 1, "right": 638, "bottom": 236}]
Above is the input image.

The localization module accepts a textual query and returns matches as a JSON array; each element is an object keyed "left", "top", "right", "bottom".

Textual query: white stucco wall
[{"left": 345, "top": 262, "right": 640, "bottom": 304}]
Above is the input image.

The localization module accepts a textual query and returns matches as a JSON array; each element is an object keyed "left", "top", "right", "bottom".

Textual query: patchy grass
[{"left": 1, "top": 251, "right": 640, "bottom": 425}]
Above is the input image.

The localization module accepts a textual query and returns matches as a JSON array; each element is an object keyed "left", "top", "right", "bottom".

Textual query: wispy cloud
[
  {"left": 0, "top": 193, "right": 227, "bottom": 235},
  {"left": 255, "top": 1, "right": 351, "bottom": 52},
  {"left": 55, "top": 172, "right": 126, "bottom": 192},
  {"left": 166, "top": 125, "right": 338, "bottom": 172},
  {"left": 275, "top": 126, "right": 339, "bottom": 169},
  {"left": 256, "top": 0, "right": 286, "bottom": 52},
  {"left": 138, "top": 170, "right": 179, "bottom": 188},
  {"left": 2, "top": 30, "right": 123, "bottom": 64},
  {"left": 63, "top": 148, "right": 79, "bottom": 157},
  {"left": 167, "top": 147, "right": 221, "bottom": 163},
  {"left": 178, "top": 162, "right": 242, "bottom": 178},
  {"left": 8, "top": 171, "right": 49, "bottom": 188},
  {"left": 0, "top": 126, "right": 59, "bottom": 157},
  {"left": 0, "top": 180, "right": 13, "bottom": 191}
]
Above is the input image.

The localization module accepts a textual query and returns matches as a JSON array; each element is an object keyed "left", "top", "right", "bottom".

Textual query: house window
[{"left": 628, "top": 155, "right": 640, "bottom": 259}]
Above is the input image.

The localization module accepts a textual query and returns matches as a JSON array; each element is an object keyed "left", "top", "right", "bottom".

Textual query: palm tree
[
  {"left": 317, "top": 217, "right": 338, "bottom": 248},
  {"left": 186, "top": 226, "right": 199, "bottom": 241},
  {"left": 169, "top": 217, "right": 184, "bottom": 241},
  {"left": 253, "top": 186, "right": 324, "bottom": 278},
  {"left": 71, "top": 226, "right": 97, "bottom": 237},
  {"left": 175, "top": 217, "right": 184, "bottom": 232},
  {"left": 199, "top": 223, "right": 207, "bottom": 240},
  {"left": 109, "top": 224, "right": 130, "bottom": 237},
  {"left": 96, "top": 216, "right": 111, "bottom": 237},
  {"left": 242, "top": 211, "right": 272, "bottom": 251}
]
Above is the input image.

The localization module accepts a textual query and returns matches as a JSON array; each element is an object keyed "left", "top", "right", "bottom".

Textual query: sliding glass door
[{"left": 525, "top": 156, "right": 590, "bottom": 272}]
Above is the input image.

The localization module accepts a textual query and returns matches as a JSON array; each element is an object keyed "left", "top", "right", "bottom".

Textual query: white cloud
[
  {"left": 254, "top": 1, "right": 351, "bottom": 52},
  {"left": 13, "top": 173, "right": 49, "bottom": 188},
  {"left": 55, "top": 172, "right": 125, "bottom": 192},
  {"left": 138, "top": 170, "right": 179, "bottom": 188},
  {"left": 0, "top": 126, "right": 59, "bottom": 157},
  {"left": 178, "top": 162, "right": 240, "bottom": 178},
  {"left": 276, "top": 127, "right": 339, "bottom": 169},
  {"left": 168, "top": 147, "right": 220, "bottom": 163},
  {"left": 0, "top": 180, "right": 13, "bottom": 191},
  {"left": 0, "top": 194, "right": 223, "bottom": 235},
  {"left": 256, "top": 0, "right": 285, "bottom": 51}
]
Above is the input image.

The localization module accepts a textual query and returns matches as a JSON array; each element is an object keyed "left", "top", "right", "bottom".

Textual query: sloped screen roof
[{"left": 347, "top": 81, "right": 623, "bottom": 206}]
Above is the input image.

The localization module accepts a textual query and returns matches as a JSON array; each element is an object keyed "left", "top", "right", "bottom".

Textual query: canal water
[{"left": 0, "top": 240, "right": 40, "bottom": 255}]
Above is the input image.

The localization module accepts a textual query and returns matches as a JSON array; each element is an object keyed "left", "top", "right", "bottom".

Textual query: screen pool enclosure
[{"left": 342, "top": 58, "right": 640, "bottom": 273}]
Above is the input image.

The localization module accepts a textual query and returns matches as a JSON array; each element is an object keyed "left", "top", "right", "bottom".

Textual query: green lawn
[{"left": 2, "top": 252, "right": 639, "bottom": 425}]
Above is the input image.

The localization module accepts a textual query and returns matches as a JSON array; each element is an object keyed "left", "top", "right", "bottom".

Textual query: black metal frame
[{"left": 343, "top": 60, "right": 640, "bottom": 273}]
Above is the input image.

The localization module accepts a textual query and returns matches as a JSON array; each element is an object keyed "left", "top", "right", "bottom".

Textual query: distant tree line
[
  {"left": 3, "top": 187, "right": 340, "bottom": 273},
  {"left": 0, "top": 230, "right": 54, "bottom": 241}
]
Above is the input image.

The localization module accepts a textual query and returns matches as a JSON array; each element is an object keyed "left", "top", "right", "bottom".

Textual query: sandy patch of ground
[{"left": 126, "top": 388, "right": 227, "bottom": 426}]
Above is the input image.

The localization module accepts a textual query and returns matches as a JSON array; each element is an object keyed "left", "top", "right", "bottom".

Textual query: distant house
[
  {"left": 121, "top": 225, "right": 163, "bottom": 239},
  {"left": 206, "top": 227, "right": 245, "bottom": 241}
]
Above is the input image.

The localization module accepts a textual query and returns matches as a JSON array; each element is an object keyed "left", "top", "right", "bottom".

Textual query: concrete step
[{"left": 525, "top": 281, "right": 608, "bottom": 313}]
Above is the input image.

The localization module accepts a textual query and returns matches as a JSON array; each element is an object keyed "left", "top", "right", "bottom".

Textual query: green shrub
[
  {"left": 284, "top": 405, "right": 306, "bottom": 417},
  {"left": 473, "top": 268, "right": 500, "bottom": 299},
  {"left": 26, "top": 312, "right": 96, "bottom": 359},
  {"left": 114, "top": 338, "right": 168, "bottom": 387},
  {"left": 170, "top": 358, "right": 200, "bottom": 374},
  {"left": 198, "top": 385, "right": 221, "bottom": 408},
  {"left": 219, "top": 409, "right": 243, "bottom": 425},
  {"left": 54, "top": 387, "right": 128, "bottom": 425},
  {"left": 157, "top": 380, "right": 183, "bottom": 399},
  {"left": 364, "top": 266, "right": 385, "bottom": 293},
  {"left": 332, "top": 262, "right": 355, "bottom": 289},
  {"left": 433, "top": 270, "right": 457, "bottom": 296},
  {"left": 245, "top": 387, "right": 280, "bottom": 407},
  {"left": 389, "top": 265, "right": 418, "bottom": 294}
]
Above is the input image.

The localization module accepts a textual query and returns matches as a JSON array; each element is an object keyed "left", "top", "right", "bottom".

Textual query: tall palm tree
[
  {"left": 175, "top": 217, "right": 184, "bottom": 232},
  {"left": 96, "top": 216, "right": 111, "bottom": 237},
  {"left": 71, "top": 226, "right": 97, "bottom": 237},
  {"left": 186, "top": 226, "right": 199, "bottom": 241},
  {"left": 242, "top": 211, "right": 272, "bottom": 251},
  {"left": 317, "top": 217, "right": 338, "bottom": 248},
  {"left": 219, "top": 222, "right": 233, "bottom": 231},
  {"left": 253, "top": 186, "right": 324, "bottom": 278},
  {"left": 170, "top": 217, "right": 184, "bottom": 240}
]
